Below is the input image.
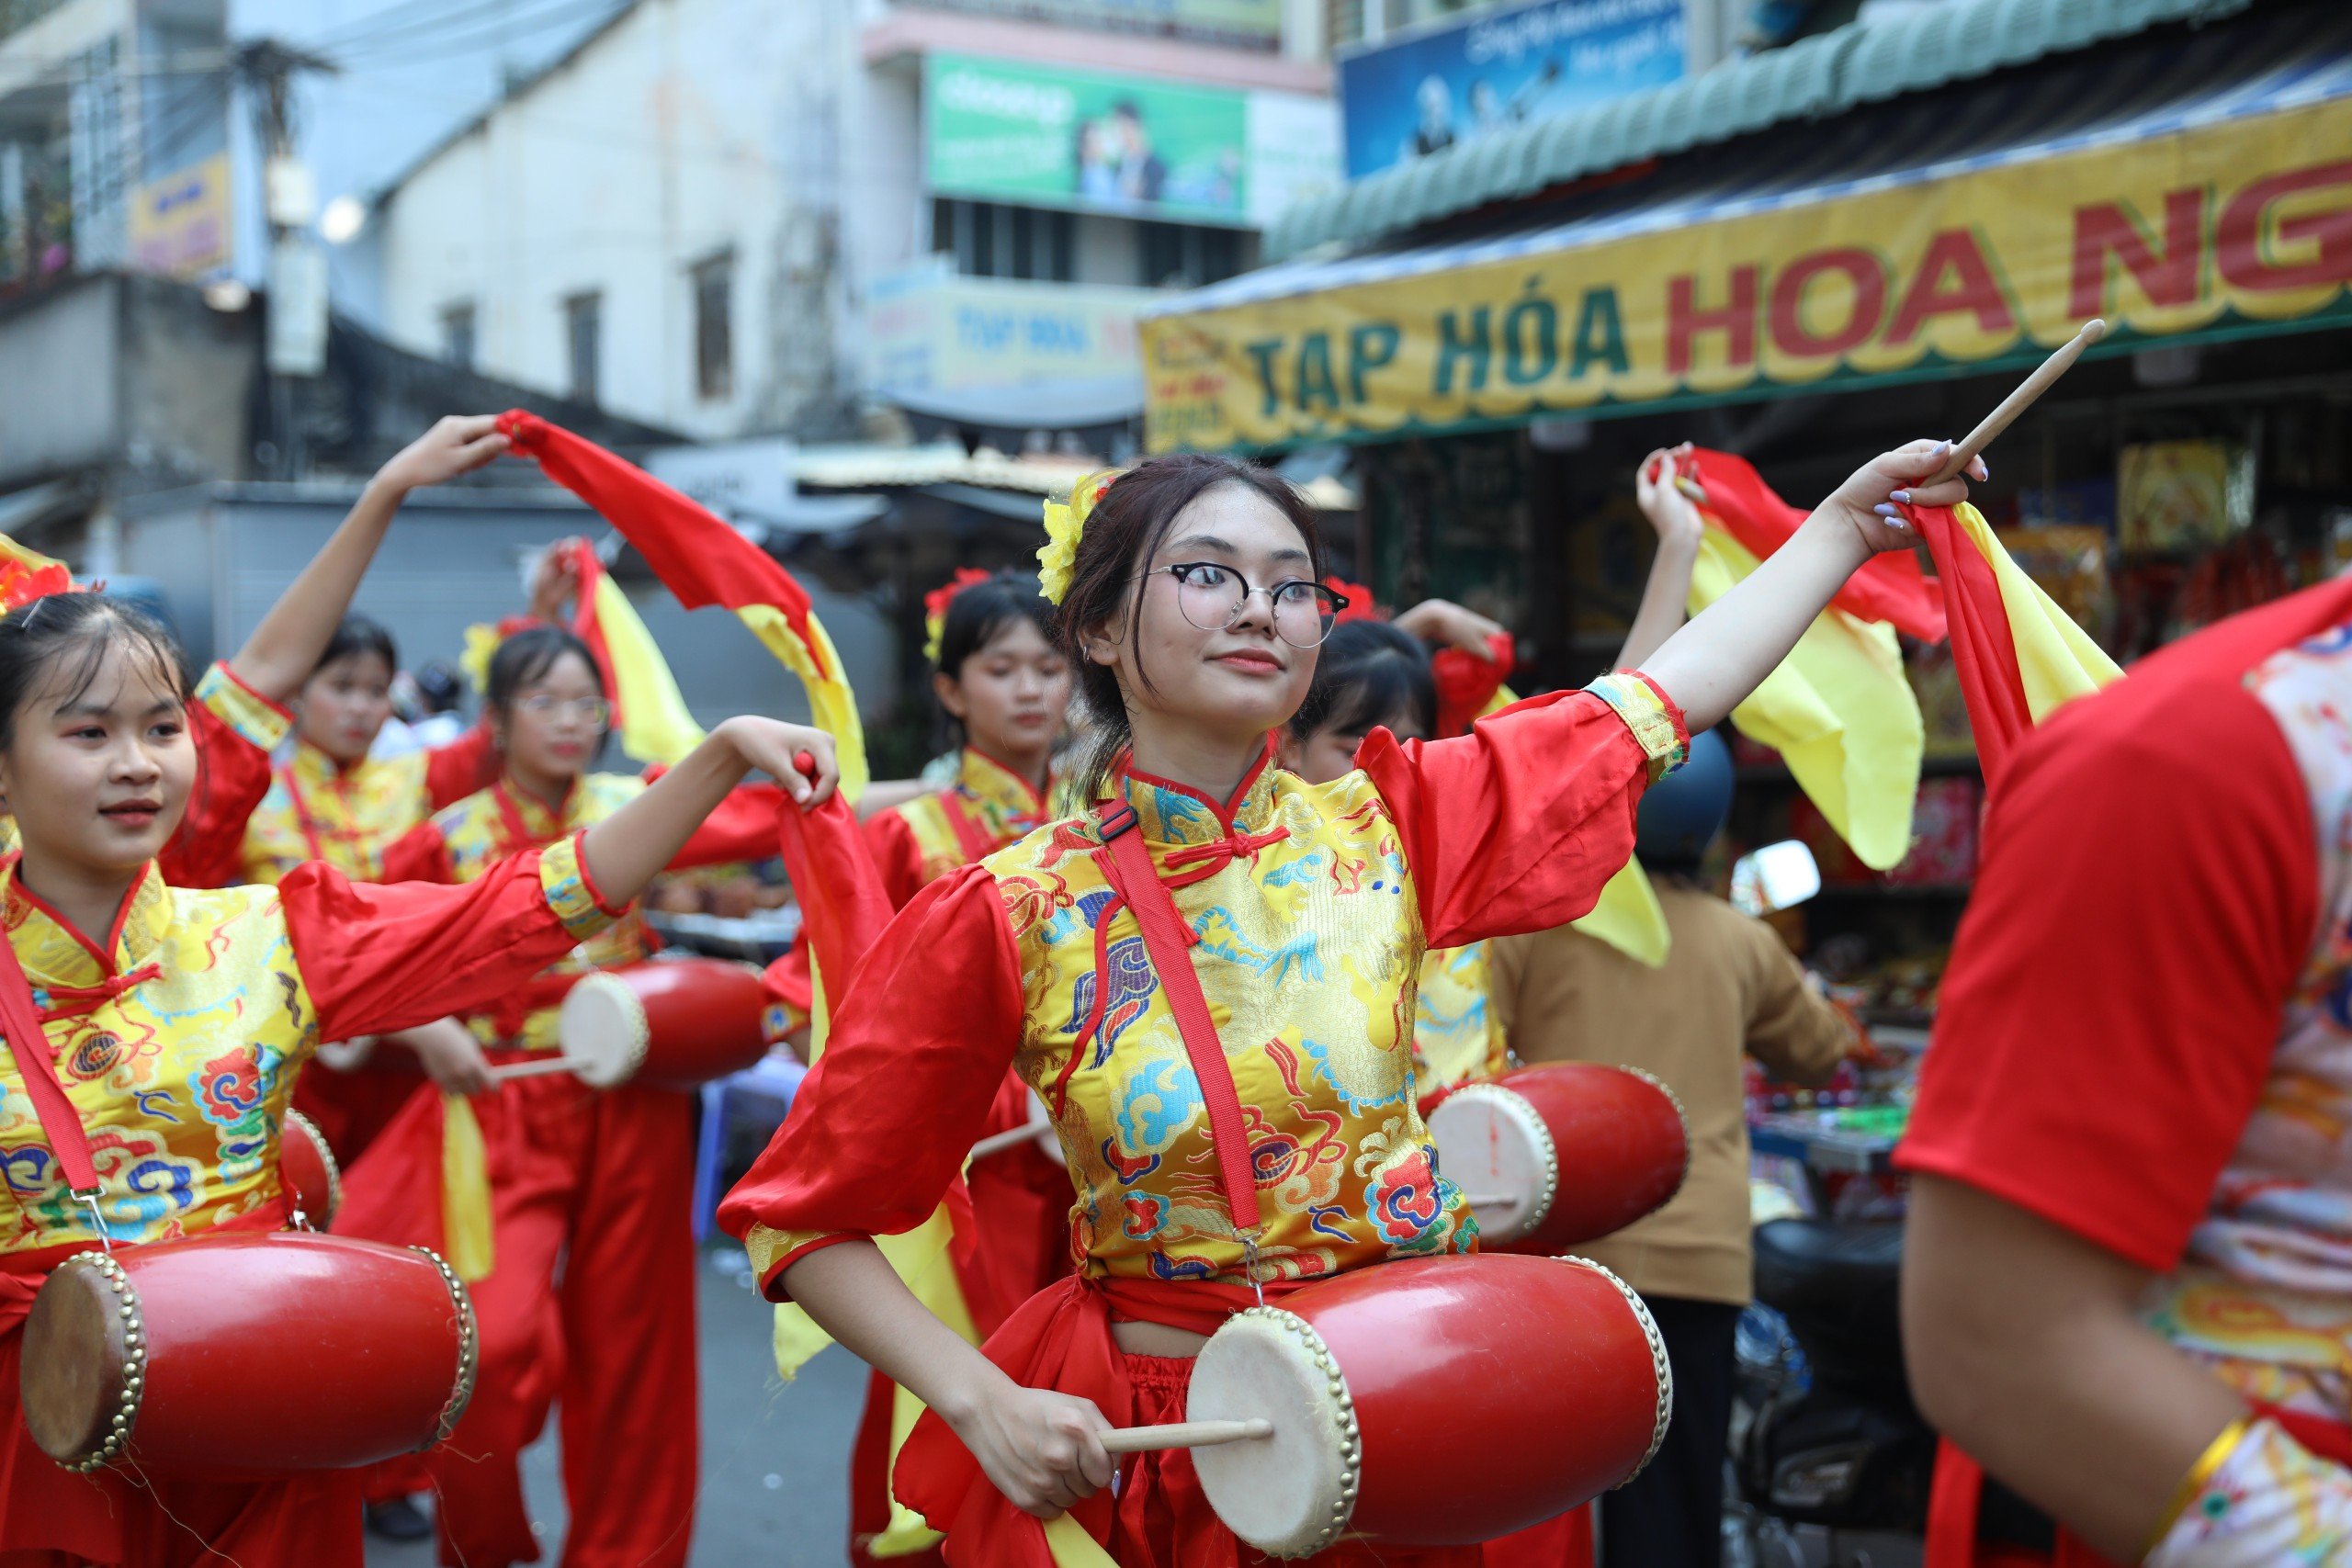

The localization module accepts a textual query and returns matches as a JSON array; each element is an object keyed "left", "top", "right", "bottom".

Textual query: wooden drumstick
[
  {"left": 488, "top": 1055, "right": 589, "bottom": 1082},
  {"left": 967, "top": 1121, "right": 1057, "bottom": 1162},
  {"left": 1928, "top": 319, "right": 2105, "bottom": 483},
  {"left": 1100, "top": 1419, "right": 1274, "bottom": 1454}
]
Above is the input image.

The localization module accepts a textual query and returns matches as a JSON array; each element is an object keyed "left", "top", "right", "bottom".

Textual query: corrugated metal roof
[{"left": 1265, "top": 0, "right": 2256, "bottom": 261}]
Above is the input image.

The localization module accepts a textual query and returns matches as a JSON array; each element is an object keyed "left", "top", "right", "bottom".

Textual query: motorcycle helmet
[{"left": 1635, "top": 728, "right": 1733, "bottom": 869}]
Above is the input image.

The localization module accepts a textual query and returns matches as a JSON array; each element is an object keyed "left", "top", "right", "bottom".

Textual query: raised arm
[
  {"left": 1615, "top": 446, "right": 1703, "bottom": 671},
  {"left": 228, "top": 416, "right": 510, "bottom": 703},
  {"left": 1640, "top": 439, "right": 1982, "bottom": 733},
  {"left": 574, "top": 718, "right": 835, "bottom": 903}
]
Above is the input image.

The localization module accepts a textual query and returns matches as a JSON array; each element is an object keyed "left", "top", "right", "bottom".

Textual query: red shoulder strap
[
  {"left": 938, "top": 790, "right": 1000, "bottom": 865},
  {"left": 0, "top": 923, "right": 97, "bottom": 1194},
  {"left": 1093, "top": 810, "right": 1263, "bottom": 1236}
]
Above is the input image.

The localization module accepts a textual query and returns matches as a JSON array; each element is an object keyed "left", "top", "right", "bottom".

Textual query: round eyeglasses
[
  {"left": 1149, "top": 563, "right": 1349, "bottom": 649},
  {"left": 515, "top": 694, "right": 611, "bottom": 726}
]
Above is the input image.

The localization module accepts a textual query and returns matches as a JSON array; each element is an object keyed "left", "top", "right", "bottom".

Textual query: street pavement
[{"left": 367, "top": 1242, "right": 866, "bottom": 1566}]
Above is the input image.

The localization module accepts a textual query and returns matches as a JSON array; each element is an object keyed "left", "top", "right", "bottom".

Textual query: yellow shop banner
[{"left": 1142, "top": 99, "right": 2352, "bottom": 451}]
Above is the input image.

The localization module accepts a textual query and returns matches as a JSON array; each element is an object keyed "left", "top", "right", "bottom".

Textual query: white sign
[
  {"left": 266, "top": 239, "right": 329, "bottom": 377},
  {"left": 643, "top": 438, "right": 797, "bottom": 523}
]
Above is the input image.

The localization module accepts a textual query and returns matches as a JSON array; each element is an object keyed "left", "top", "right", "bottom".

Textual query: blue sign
[{"left": 1338, "top": 0, "right": 1685, "bottom": 180}]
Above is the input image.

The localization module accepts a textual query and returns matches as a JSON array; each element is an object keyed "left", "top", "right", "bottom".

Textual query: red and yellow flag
[
  {"left": 1905, "top": 502, "right": 2122, "bottom": 794},
  {"left": 496, "top": 412, "right": 869, "bottom": 798},
  {"left": 1679, "top": 448, "right": 1929, "bottom": 872}
]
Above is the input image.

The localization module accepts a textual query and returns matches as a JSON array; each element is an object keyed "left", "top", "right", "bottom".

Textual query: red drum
[
  {"left": 1186, "top": 1254, "right": 1668, "bottom": 1554},
  {"left": 557, "top": 957, "right": 770, "bottom": 1090},
  {"left": 1426, "top": 1063, "right": 1688, "bottom": 1254},
  {"left": 20, "top": 1230, "right": 476, "bottom": 1479},
  {"left": 280, "top": 1108, "right": 342, "bottom": 1227}
]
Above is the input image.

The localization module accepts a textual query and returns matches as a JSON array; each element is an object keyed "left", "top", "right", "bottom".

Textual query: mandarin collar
[
  {"left": 956, "top": 748, "right": 1049, "bottom": 830},
  {"left": 2, "top": 858, "right": 170, "bottom": 987},
  {"left": 494, "top": 775, "right": 585, "bottom": 847},
  {"left": 1113, "top": 738, "right": 1280, "bottom": 847}
]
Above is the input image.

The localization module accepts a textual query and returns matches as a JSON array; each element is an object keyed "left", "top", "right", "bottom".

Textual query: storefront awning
[{"left": 1141, "top": 3, "right": 2352, "bottom": 451}]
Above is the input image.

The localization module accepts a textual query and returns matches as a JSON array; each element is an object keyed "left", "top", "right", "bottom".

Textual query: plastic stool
[{"left": 692, "top": 1053, "right": 806, "bottom": 1241}]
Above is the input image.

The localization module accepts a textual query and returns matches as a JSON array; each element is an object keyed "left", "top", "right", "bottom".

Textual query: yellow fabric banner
[
  {"left": 1954, "top": 504, "right": 2126, "bottom": 720},
  {"left": 590, "top": 572, "right": 707, "bottom": 768},
  {"left": 1143, "top": 99, "right": 2352, "bottom": 450},
  {"left": 1690, "top": 528, "right": 1923, "bottom": 871}
]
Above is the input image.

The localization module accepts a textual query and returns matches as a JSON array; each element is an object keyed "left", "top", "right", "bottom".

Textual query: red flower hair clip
[{"left": 923, "top": 568, "right": 995, "bottom": 665}]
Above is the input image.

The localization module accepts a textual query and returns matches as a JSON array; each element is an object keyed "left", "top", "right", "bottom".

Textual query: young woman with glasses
[
  {"left": 721, "top": 440, "right": 1977, "bottom": 1564},
  {"left": 331, "top": 621, "right": 801, "bottom": 1568}
]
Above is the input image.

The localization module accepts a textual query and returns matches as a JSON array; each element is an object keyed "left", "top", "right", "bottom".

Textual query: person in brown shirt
[{"left": 1488, "top": 448, "right": 1857, "bottom": 1568}]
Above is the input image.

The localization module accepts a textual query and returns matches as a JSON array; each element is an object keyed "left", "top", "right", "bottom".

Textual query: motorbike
[{"left": 1724, "top": 1217, "right": 2052, "bottom": 1568}]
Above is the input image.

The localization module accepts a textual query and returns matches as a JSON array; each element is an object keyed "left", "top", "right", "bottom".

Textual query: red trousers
[{"left": 340, "top": 1075, "right": 700, "bottom": 1568}]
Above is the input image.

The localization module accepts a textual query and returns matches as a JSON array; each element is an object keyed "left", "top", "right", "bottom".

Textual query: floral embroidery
[{"left": 995, "top": 755, "right": 1471, "bottom": 1288}]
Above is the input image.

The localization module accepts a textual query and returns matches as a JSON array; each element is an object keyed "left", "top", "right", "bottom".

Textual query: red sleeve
[
  {"left": 716, "top": 863, "right": 1024, "bottom": 1298},
  {"left": 862, "top": 808, "right": 931, "bottom": 910},
  {"left": 375, "top": 818, "right": 457, "bottom": 886},
  {"left": 664, "top": 779, "right": 789, "bottom": 870},
  {"left": 1357, "top": 682, "right": 1680, "bottom": 950},
  {"left": 422, "top": 724, "right": 500, "bottom": 811},
  {"left": 162, "top": 668, "right": 288, "bottom": 889},
  {"left": 281, "top": 838, "right": 626, "bottom": 1043},
  {"left": 1896, "top": 679, "right": 2317, "bottom": 1272}
]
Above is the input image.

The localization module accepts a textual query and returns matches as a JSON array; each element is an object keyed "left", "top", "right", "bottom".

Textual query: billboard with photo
[
  {"left": 1337, "top": 0, "right": 1685, "bottom": 180},
  {"left": 927, "top": 53, "right": 1336, "bottom": 229}
]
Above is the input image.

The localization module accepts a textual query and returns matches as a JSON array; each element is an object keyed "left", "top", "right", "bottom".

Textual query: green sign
[{"left": 927, "top": 53, "right": 1250, "bottom": 225}]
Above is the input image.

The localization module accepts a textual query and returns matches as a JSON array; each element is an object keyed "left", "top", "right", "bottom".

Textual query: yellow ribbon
[{"left": 439, "top": 1093, "right": 495, "bottom": 1281}]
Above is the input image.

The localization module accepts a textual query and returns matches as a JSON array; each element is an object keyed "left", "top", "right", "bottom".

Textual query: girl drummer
[
  {"left": 721, "top": 440, "right": 1981, "bottom": 1562},
  {"left": 246, "top": 550, "right": 582, "bottom": 1177},
  {"left": 343, "top": 621, "right": 805, "bottom": 1568},
  {"left": 0, "top": 579, "right": 839, "bottom": 1567}
]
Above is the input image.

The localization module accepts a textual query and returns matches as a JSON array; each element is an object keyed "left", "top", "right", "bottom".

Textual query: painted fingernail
[
  {"left": 1891, "top": 490, "right": 1912, "bottom": 504},
  {"left": 1888, "top": 517, "right": 1912, "bottom": 531},
  {"left": 1873, "top": 503, "right": 1900, "bottom": 518},
  {"left": 1976, "top": 458, "right": 1990, "bottom": 479},
  {"left": 1932, "top": 440, "right": 1952, "bottom": 456}
]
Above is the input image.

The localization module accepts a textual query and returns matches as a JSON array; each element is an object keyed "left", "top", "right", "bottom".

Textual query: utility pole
[{"left": 237, "top": 39, "right": 338, "bottom": 480}]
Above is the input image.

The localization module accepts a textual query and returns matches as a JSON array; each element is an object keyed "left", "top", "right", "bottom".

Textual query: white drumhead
[
  {"left": 1425, "top": 1085, "right": 1555, "bottom": 1245},
  {"left": 558, "top": 975, "right": 649, "bottom": 1089},
  {"left": 1188, "top": 1307, "right": 1359, "bottom": 1559}
]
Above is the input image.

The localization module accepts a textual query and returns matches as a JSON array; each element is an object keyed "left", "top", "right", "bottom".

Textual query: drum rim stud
[
  {"left": 1562, "top": 1255, "right": 1674, "bottom": 1483},
  {"left": 1227, "top": 1304, "right": 1361, "bottom": 1558},
  {"left": 1437, "top": 1082, "right": 1557, "bottom": 1241},
  {"left": 413, "top": 1247, "right": 481, "bottom": 1446},
  {"left": 57, "top": 1250, "right": 146, "bottom": 1474},
  {"left": 1612, "top": 1066, "right": 1693, "bottom": 1201},
  {"left": 282, "top": 1108, "right": 345, "bottom": 1224}
]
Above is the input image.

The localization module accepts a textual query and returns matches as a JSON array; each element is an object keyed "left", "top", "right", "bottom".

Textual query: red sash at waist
[
  {"left": 894, "top": 1270, "right": 1313, "bottom": 1568},
  {"left": 469, "top": 970, "right": 590, "bottom": 1042},
  {"left": 0, "top": 1194, "right": 293, "bottom": 1337}
]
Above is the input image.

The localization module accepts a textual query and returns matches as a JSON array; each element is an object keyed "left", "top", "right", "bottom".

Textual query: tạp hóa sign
[{"left": 1141, "top": 97, "right": 2352, "bottom": 451}]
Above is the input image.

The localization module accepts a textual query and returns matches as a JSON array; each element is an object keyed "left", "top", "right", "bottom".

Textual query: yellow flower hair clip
[{"left": 1037, "top": 470, "right": 1120, "bottom": 606}]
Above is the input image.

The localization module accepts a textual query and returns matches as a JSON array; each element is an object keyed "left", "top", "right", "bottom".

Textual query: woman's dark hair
[
  {"left": 938, "top": 571, "right": 1055, "bottom": 680},
  {"left": 1289, "top": 620, "right": 1436, "bottom": 746},
  {"left": 314, "top": 614, "right": 398, "bottom": 679},
  {"left": 1054, "top": 452, "right": 1323, "bottom": 804},
  {"left": 485, "top": 624, "right": 605, "bottom": 717},
  {"left": 0, "top": 592, "right": 191, "bottom": 751},
  {"left": 935, "top": 570, "right": 1057, "bottom": 750}
]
